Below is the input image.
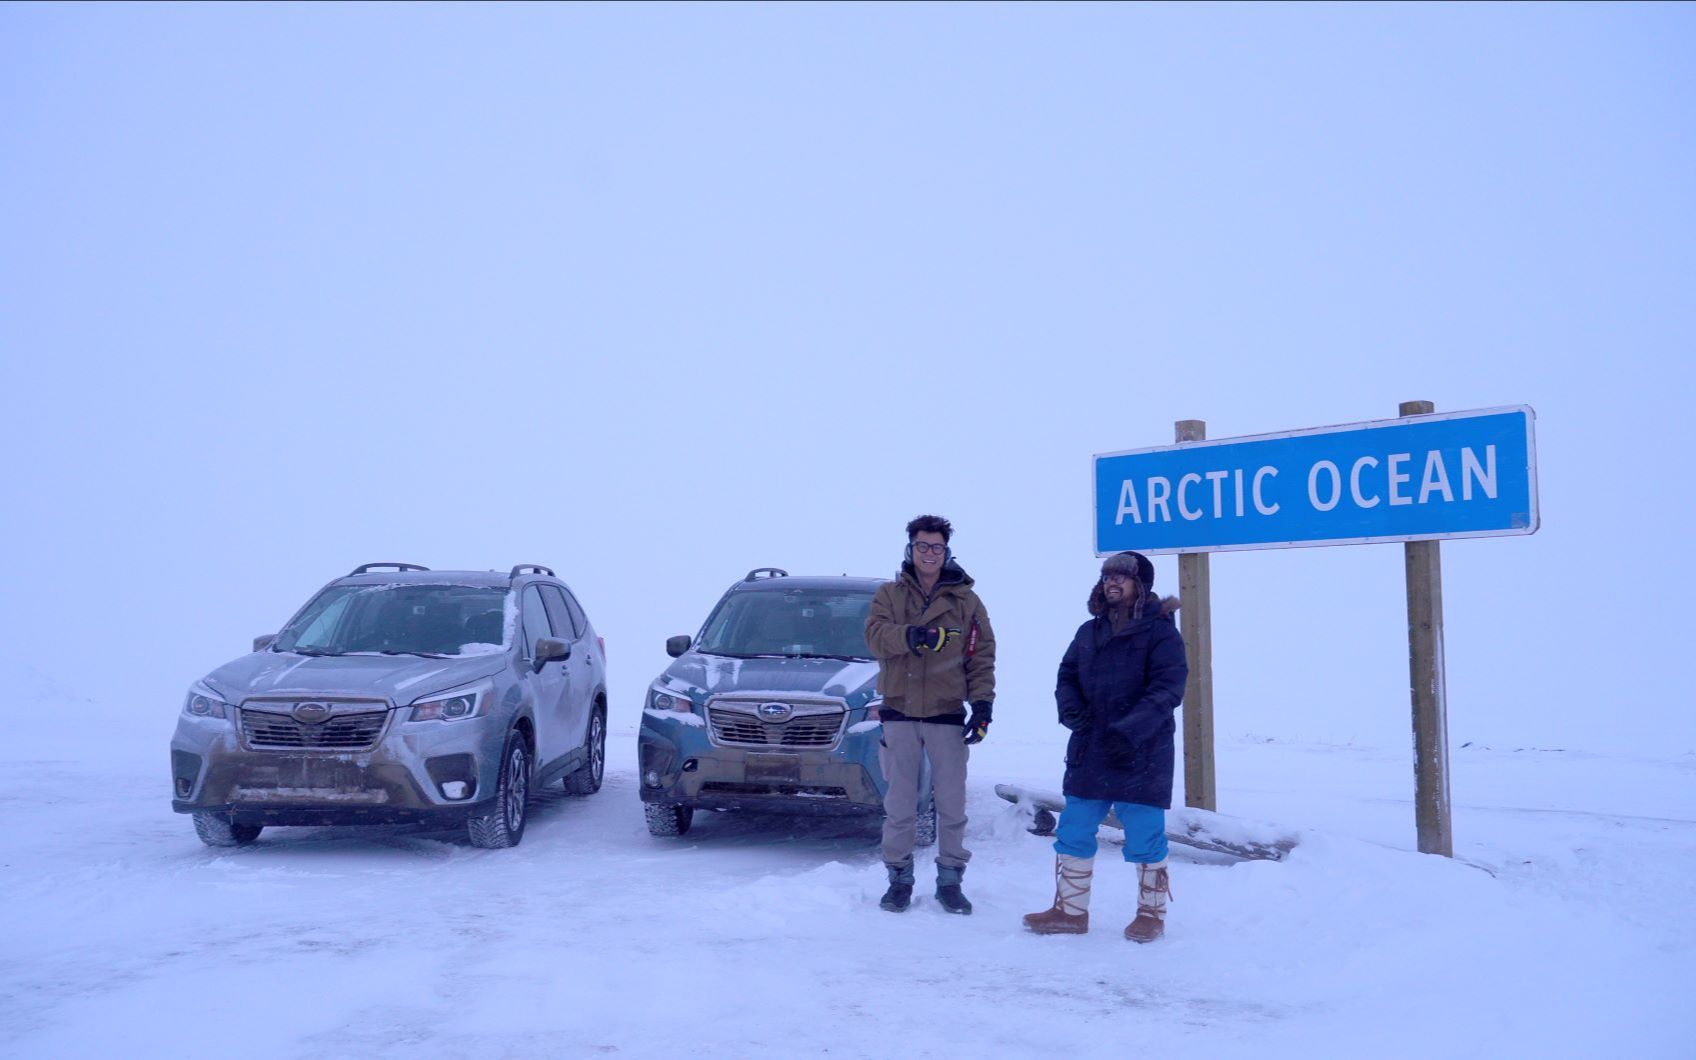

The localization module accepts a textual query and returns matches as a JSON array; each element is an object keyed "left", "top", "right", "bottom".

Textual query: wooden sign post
[
  {"left": 1175, "top": 419, "right": 1217, "bottom": 813},
  {"left": 1400, "top": 400, "right": 1453, "bottom": 857}
]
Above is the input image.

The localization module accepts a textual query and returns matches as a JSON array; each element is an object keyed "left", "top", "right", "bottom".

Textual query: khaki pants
[{"left": 879, "top": 719, "right": 971, "bottom": 871}]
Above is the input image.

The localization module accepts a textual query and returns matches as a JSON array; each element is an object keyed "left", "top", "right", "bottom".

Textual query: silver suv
[{"left": 170, "top": 563, "right": 608, "bottom": 849}]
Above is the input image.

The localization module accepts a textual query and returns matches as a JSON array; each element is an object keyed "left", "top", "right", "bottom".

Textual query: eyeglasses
[
  {"left": 912, "top": 542, "right": 947, "bottom": 555},
  {"left": 1103, "top": 572, "right": 1138, "bottom": 583}
]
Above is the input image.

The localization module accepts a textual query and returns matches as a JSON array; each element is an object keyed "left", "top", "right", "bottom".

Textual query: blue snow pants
[{"left": 1053, "top": 796, "right": 1168, "bottom": 863}]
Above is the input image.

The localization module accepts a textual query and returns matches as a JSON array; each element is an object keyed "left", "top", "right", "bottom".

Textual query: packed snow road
[{"left": 1, "top": 705, "right": 1691, "bottom": 1058}]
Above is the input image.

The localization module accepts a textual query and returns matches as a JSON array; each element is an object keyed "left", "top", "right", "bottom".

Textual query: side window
[
  {"left": 293, "top": 593, "right": 352, "bottom": 648},
  {"left": 540, "top": 586, "right": 577, "bottom": 642},
  {"left": 521, "top": 585, "right": 553, "bottom": 657},
  {"left": 562, "top": 589, "right": 589, "bottom": 638}
]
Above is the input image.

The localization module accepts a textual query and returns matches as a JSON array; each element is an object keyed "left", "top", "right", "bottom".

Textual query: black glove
[
  {"left": 963, "top": 701, "right": 992, "bottom": 744},
  {"left": 906, "top": 625, "right": 961, "bottom": 655}
]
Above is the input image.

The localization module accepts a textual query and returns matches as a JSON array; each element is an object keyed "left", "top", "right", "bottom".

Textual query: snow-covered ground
[{"left": 2, "top": 688, "right": 1691, "bottom": 1058}]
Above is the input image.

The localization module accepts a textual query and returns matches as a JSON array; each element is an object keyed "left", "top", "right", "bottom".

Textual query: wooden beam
[
  {"left": 1400, "top": 399, "right": 1454, "bottom": 857},
  {"left": 1175, "top": 418, "right": 1217, "bottom": 812}
]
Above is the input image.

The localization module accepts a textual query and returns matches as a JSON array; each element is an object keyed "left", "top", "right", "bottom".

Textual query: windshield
[
  {"left": 274, "top": 584, "right": 511, "bottom": 657},
  {"left": 696, "top": 588, "right": 874, "bottom": 659}
]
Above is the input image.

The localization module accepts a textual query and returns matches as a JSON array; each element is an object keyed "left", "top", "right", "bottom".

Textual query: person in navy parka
[{"left": 1023, "top": 550, "right": 1188, "bottom": 942}]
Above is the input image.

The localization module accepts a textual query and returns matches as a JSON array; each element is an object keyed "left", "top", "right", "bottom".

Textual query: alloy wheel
[
  {"left": 504, "top": 743, "right": 529, "bottom": 832},
  {"left": 589, "top": 713, "right": 605, "bottom": 786}
]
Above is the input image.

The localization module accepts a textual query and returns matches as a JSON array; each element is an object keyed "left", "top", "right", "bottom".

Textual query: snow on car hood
[
  {"left": 203, "top": 650, "right": 511, "bottom": 706},
  {"left": 660, "top": 654, "right": 879, "bottom": 705}
]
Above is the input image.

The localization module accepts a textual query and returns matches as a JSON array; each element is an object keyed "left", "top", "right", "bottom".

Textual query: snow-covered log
[{"left": 994, "top": 782, "right": 1298, "bottom": 862}]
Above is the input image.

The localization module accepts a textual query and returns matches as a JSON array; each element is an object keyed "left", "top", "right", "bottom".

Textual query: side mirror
[
  {"left": 666, "top": 635, "right": 692, "bottom": 658},
  {"left": 253, "top": 634, "right": 278, "bottom": 652},
  {"left": 534, "top": 637, "right": 570, "bottom": 671}
]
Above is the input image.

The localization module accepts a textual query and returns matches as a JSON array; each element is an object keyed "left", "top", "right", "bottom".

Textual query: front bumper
[
  {"left": 170, "top": 708, "right": 503, "bottom": 827},
  {"left": 171, "top": 796, "right": 500, "bottom": 828},
  {"left": 638, "top": 712, "right": 886, "bottom": 815}
]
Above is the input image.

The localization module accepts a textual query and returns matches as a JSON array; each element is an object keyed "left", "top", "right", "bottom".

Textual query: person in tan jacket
[{"left": 864, "top": 514, "right": 996, "bottom": 914}]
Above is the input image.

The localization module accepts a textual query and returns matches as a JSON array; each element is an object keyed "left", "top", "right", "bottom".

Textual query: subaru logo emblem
[
  {"left": 293, "top": 702, "right": 331, "bottom": 724},
  {"left": 758, "top": 702, "right": 793, "bottom": 721}
]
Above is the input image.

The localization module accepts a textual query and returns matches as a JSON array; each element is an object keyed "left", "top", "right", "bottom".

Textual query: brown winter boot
[
  {"left": 1022, "top": 854, "right": 1092, "bottom": 934},
  {"left": 1124, "top": 859, "right": 1171, "bottom": 943}
]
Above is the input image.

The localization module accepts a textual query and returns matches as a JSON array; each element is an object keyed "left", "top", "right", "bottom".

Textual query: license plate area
[
  {"left": 744, "top": 753, "right": 801, "bottom": 784},
  {"left": 237, "top": 757, "right": 378, "bottom": 790}
]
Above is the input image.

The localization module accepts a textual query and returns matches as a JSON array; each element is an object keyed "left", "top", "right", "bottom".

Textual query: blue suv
[{"left": 638, "top": 568, "right": 933, "bottom": 841}]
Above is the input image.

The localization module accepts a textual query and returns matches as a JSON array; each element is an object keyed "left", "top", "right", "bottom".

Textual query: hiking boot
[
  {"left": 1023, "top": 854, "right": 1092, "bottom": 935},
  {"left": 881, "top": 883, "right": 913, "bottom": 912},
  {"left": 880, "top": 861, "right": 915, "bottom": 913},
  {"left": 935, "top": 863, "right": 972, "bottom": 915},
  {"left": 1124, "top": 859, "right": 1170, "bottom": 943}
]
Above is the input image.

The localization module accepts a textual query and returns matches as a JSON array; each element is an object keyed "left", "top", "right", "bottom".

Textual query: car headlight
[
  {"left": 412, "top": 682, "right": 491, "bottom": 722},
  {"left": 649, "top": 684, "right": 694, "bottom": 712},
  {"left": 184, "top": 684, "right": 230, "bottom": 720}
]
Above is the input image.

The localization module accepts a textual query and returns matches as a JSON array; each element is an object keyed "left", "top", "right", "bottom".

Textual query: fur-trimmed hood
[{"left": 1087, "top": 583, "right": 1180, "bottom": 622}]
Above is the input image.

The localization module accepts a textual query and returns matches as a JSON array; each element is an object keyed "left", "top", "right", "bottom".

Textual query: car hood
[
  {"left": 203, "top": 650, "right": 510, "bottom": 706},
  {"left": 660, "top": 654, "right": 881, "bottom": 706}
]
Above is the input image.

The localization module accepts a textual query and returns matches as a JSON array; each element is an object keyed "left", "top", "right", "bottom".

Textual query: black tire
[
  {"left": 644, "top": 802, "right": 693, "bottom": 837},
  {"left": 562, "top": 708, "right": 606, "bottom": 796},
  {"left": 193, "top": 813, "right": 261, "bottom": 847},
  {"left": 468, "top": 732, "right": 531, "bottom": 849},
  {"left": 915, "top": 806, "right": 937, "bottom": 848}
]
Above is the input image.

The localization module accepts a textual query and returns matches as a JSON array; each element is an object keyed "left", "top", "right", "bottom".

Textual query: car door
[
  {"left": 520, "top": 584, "right": 574, "bottom": 768},
  {"left": 541, "top": 585, "right": 590, "bottom": 755},
  {"left": 560, "top": 586, "right": 602, "bottom": 718}
]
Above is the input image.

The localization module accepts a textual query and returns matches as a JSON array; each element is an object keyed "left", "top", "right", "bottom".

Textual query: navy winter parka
[{"left": 1056, "top": 593, "right": 1189, "bottom": 808}]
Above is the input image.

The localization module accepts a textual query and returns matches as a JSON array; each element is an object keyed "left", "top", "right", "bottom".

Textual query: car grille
[
  {"left": 240, "top": 708, "right": 389, "bottom": 751},
  {"left": 707, "top": 706, "right": 845, "bottom": 749}
]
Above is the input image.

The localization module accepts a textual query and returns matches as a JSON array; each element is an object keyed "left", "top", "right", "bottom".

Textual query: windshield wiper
[
  {"left": 699, "top": 650, "right": 788, "bottom": 659},
  {"left": 703, "top": 649, "right": 870, "bottom": 661},
  {"left": 288, "top": 648, "right": 345, "bottom": 657},
  {"left": 779, "top": 652, "right": 873, "bottom": 662},
  {"left": 378, "top": 649, "right": 454, "bottom": 659}
]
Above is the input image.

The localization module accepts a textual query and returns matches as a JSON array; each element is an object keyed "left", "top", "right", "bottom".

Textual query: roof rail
[
  {"left": 349, "top": 562, "right": 431, "bottom": 576},
  {"left": 510, "top": 565, "right": 556, "bottom": 579},
  {"left": 744, "top": 567, "right": 789, "bottom": 582}
]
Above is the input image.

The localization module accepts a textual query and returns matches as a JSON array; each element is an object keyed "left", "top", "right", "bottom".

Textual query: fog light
[
  {"left": 442, "top": 781, "right": 468, "bottom": 799},
  {"left": 175, "top": 778, "right": 191, "bottom": 797},
  {"left": 643, "top": 770, "right": 660, "bottom": 787}
]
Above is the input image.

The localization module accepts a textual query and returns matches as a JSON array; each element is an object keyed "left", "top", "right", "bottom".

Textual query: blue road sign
[{"left": 1094, "top": 406, "right": 1539, "bottom": 555}]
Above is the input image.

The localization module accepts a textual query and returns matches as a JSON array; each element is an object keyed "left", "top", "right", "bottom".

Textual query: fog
[{"left": 4, "top": 4, "right": 1692, "bottom": 760}]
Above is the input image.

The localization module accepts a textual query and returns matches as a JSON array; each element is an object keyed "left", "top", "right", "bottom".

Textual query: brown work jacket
[{"left": 865, "top": 561, "right": 996, "bottom": 717}]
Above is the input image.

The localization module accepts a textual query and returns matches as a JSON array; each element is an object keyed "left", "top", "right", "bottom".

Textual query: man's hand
[
  {"left": 963, "top": 701, "right": 992, "bottom": 744},
  {"left": 906, "top": 625, "right": 961, "bottom": 655}
]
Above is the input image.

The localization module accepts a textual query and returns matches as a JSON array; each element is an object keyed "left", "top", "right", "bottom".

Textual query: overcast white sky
[{"left": 3, "top": 4, "right": 1692, "bottom": 758}]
